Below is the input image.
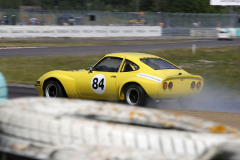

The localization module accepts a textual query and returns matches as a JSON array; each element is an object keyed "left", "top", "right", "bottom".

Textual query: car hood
[{"left": 47, "top": 69, "right": 87, "bottom": 76}]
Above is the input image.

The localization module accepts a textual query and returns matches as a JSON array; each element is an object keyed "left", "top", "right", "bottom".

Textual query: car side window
[
  {"left": 122, "top": 60, "right": 139, "bottom": 72},
  {"left": 93, "top": 57, "right": 123, "bottom": 72}
]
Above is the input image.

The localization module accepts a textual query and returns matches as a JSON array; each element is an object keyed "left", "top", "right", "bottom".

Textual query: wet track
[{"left": 3, "top": 37, "right": 240, "bottom": 114}]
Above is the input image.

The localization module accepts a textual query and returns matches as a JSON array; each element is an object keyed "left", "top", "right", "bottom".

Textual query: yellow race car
[{"left": 35, "top": 52, "right": 203, "bottom": 106}]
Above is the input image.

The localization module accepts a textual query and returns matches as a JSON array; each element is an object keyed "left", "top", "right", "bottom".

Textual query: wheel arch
[
  {"left": 43, "top": 77, "right": 68, "bottom": 97},
  {"left": 119, "top": 82, "right": 147, "bottom": 100}
]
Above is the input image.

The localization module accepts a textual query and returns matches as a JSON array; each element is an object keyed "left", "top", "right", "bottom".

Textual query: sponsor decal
[
  {"left": 11, "top": 30, "right": 24, "bottom": 33},
  {"left": 137, "top": 73, "right": 162, "bottom": 83},
  {"left": 91, "top": 74, "right": 106, "bottom": 94},
  {"left": 83, "top": 30, "right": 93, "bottom": 33},
  {"left": 137, "top": 30, "right": 146, "bottom": 33},
  {"left": 42, "top": 30, "right": 54, "bottom": 33},
  {"left": 27, "top": 30, "right": 39, "bottom": 33},
  {"left": 71, "top": 30, "right": 80, "bottom": 33},
  {"left": 110, "top": 30, "right": 120, "bottom": 33},
  {"left": 123, "top": 30, "right": 133, "bottom": 33},
  {"left": 96, "top": 30, "right": 106, "bottom": 33},
  {"left": 57, "top": 30, "right": 69, "bottom": 33}
]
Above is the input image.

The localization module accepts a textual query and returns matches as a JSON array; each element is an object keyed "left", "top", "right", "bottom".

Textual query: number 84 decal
[{"left": 91, "top": 74, "right": 106, "bottom": 94}]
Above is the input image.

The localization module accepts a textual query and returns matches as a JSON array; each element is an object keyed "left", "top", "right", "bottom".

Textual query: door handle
[{"left": 111, "top": 75, "right": 116, "bottom": 78}]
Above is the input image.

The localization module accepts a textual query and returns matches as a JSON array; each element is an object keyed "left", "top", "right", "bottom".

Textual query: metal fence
[{"left": 0, "top": 9, "right": 239, "bottom": 28}]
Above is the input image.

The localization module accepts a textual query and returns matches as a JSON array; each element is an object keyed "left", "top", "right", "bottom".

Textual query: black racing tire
[
  {"left": 44, "top": 80, "right": 65, "bottom": 98},
  {"left": 125, "top": 84, "right": 146, "bottom": 106}
]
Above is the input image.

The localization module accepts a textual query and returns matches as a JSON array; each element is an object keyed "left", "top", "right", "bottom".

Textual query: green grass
[
  {"left": 0, "top": 54, "right": 104, "bottom": 84},
  {"left": 1, "top": 46, "right": 240, "bottom": 93}
]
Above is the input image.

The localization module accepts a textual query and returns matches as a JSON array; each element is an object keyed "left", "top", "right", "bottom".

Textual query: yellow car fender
[{"left": 40, "top": 71, "right": 78, "bottom": 98}]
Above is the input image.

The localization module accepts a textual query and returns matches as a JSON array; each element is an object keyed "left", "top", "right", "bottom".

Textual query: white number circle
[{"left": 91, "top": 74, "right": 106, "bottom": 94}]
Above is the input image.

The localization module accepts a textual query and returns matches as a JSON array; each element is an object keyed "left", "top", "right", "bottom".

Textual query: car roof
[{"left": 105, "top": 52, "right": 159, "bottom": 59}]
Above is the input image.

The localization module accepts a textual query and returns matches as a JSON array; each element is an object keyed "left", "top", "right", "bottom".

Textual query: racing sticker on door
[{"left": 91, "top": 74, "right": 106, "bottom": 94}]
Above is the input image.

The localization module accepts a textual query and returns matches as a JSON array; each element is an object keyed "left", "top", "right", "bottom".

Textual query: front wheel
[
  {"left": 44, "top": 81, "right": 65, "bottom": 98},
  {"left": 125, "top": 85, "right": 146, "bottom": 106}
]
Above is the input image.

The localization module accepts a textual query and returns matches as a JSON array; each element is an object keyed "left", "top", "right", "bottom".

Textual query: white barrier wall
[
  {"left": 190, "top": 29, "right": 218, "bottom": 37},
  {"left": 0, "top": 26, "right": 162, "bottom": 38},
  {"left": 191, "top": 28, "right": 240, "bottom": 37}
]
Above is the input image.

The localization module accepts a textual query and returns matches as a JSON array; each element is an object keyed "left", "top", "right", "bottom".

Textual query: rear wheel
[
  {"left": 125, "top": 85, "right": 146, "bottom": 106},
  {"left": 44, "top": 81, "right": 65, "bottom": 98}
]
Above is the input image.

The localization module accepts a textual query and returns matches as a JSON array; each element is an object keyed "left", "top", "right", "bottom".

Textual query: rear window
[{"left": 140, "top": 58, "right": 178, "bottom": 70}]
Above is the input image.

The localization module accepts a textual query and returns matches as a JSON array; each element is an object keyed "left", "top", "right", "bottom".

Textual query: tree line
[{"left": 0, "top": 0, "right": 238, "bottom": 13}]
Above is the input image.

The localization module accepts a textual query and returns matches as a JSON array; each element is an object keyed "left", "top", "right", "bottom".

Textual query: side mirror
[{"left": 88, "top": 67, "right": 93, "bottom": 73}]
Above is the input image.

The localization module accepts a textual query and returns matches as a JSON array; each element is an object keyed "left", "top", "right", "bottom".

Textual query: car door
[{"left": 78, "top": 57, "right": 123, "bottom": 100}]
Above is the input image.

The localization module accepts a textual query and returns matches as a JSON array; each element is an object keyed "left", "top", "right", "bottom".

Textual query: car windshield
[
  {"left": 140, "top": 58, "right": 178, "bottom": 70},
  {"left": 93, "top": 57, "right": 123, "bottom": 72}
]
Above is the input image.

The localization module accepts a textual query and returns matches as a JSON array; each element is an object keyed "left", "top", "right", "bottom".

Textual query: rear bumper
[{"left": 147, "top": 75, "right": 203, "bottom": 99}]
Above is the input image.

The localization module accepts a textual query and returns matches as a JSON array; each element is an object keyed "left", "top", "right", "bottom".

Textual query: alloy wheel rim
[
  {"left": 45, "top": 84, "right": 57, "bottom": 98},
  {"left": 126, "top": 88, "right": 139, "bottom": 105}
]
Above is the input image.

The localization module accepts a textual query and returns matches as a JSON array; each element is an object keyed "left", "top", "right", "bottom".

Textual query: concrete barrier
[{"left": 0, "top": 26, "right": 162, "bottom": 38}]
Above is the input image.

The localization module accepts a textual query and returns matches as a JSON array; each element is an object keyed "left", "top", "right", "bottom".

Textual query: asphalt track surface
[
  {"left": 0, "top": 38, "right": 240, "bottom": 57},
  {"left": 3, "top": 37, "right": 240, "bottom": 128}
]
